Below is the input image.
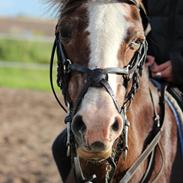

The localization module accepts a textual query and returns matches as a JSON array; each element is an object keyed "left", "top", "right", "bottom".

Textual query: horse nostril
[
  {"left": 72, "top": 115, "right": 86, "bottom": 135},
  {"left": 111, "top": 117, "right": 120, "bottom": 132}
]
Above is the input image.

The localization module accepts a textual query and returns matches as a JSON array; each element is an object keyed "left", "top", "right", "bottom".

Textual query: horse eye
[
  {"left": 129, "top": 39, "right": 141, "bottom": 50},
  {"left": 59, "top": 24, "right": 73, "bottom": 43}
]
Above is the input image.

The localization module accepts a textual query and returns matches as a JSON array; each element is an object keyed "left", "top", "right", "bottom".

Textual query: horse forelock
[{"left": 48, "top": 0, "right": 141, "bottom": 15}]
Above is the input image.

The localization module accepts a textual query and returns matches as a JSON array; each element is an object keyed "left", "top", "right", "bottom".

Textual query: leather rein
[{"left": 50, "top": 0, "right": 165, "bottom": 182}]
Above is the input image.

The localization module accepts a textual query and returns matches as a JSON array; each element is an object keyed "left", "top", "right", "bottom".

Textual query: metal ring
[{"left": 156, "top": 72, "right": 162, "bottom": 78}]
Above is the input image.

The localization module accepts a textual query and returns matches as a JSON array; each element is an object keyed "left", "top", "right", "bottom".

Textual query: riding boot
[{"left": 52, "top": 129, "right": 71, "bottom": 182}]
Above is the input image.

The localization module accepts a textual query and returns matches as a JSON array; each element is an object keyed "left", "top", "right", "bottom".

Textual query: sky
[{"left": 0, "top": 0, "right": 57, "bottom": 19}]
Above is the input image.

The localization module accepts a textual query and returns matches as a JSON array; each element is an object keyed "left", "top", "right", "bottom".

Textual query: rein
[
  {"left": 49, "top": 1, "right": 165, "bottom": 183},
  {"left": 118, "top": 84, "right": 166, "bottom": 183}
]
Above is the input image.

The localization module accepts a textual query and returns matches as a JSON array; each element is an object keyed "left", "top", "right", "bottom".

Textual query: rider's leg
[{"left": 52, "top": 129, "right": 71, "bottom": 182}]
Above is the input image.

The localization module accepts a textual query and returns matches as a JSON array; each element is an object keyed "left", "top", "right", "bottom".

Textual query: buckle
[{"left": 64, "top": 59, "right": 72, "bottom": 74}]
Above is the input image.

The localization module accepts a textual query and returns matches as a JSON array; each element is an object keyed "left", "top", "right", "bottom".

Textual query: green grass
[
  {"left": 0, "top": 38, "right": 52, "bottom": 64},
  {"left": 0, "top": 38, "right": 60, "bottom": 91},
  {"left": 0, "top": 67, "right": 51, "bottom": 91}
]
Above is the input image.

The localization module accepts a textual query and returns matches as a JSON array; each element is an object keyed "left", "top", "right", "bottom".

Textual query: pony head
[{"left": 54, "top": 0, "right": 145, "bottom": 160}]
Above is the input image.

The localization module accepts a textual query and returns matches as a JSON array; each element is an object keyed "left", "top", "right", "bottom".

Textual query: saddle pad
[{"left": 165, "top": 92, "right": 183, "bottom": 157}]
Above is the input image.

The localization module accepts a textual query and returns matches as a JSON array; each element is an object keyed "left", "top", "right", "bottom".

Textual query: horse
[{"left": 49, "top": 0, "right": 182, "bottom": 182}]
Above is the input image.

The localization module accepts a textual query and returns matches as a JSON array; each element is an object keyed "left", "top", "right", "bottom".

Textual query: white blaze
[
  {"left": 87, "top": 1, "right": 129, "bottom": 93},
  {"left": 79, "top": 1, "right": 130, "bottom": 112}
]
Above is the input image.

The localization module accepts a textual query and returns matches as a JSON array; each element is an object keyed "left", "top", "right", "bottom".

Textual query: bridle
[
  {"left": 50, "top": 0, "right": 165, "bottom": 182},
  {"left": 51, "top": 29, "right": 148, "bottom": 113}
]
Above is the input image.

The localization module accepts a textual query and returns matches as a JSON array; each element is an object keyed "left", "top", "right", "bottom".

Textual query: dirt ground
[
  {"left": 0, "top": 88, "right": 182, "bottom": 183},
  {"left": 0, "top": 88, "right": 65, "bottom": 183}
]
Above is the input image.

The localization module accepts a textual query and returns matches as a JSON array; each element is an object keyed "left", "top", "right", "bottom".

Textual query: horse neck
[{"left": 116, "top": 69, "right": 159, "bottom": 180}]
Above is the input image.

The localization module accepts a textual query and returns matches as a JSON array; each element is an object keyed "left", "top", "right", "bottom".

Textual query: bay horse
[{"left": 50, "top": 0, "right": 182, "bottom": 182}]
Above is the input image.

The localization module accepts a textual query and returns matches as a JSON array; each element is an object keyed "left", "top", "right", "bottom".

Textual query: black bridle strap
[
  {"left": 140, "top": 149, "right": 155, "bottom": 182},
  {"left": 70, "top": 64, "right": 129, "bottom": 75},
  {"left": 72, "top": 70, "right": 122, "bottom": 114},
  {"left": 72, "top": 81, "right": 91, "bottom": 115},
  {"left": 68, "top": 41, "right": 147, "bottom": 113},
  {"left": 51, "top": 28, "right": 147, "bottom": 114},
  {"left": 50, "top": 38, "right": 68, "bottom": 113},
  {"left": 101, "top": 80, "right": 120, "bottom": 112}
]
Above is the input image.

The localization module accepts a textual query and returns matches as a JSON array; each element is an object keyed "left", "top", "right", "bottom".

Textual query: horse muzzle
[{"left": 77, "top": 146, "right": 112, "bottom": 161}]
